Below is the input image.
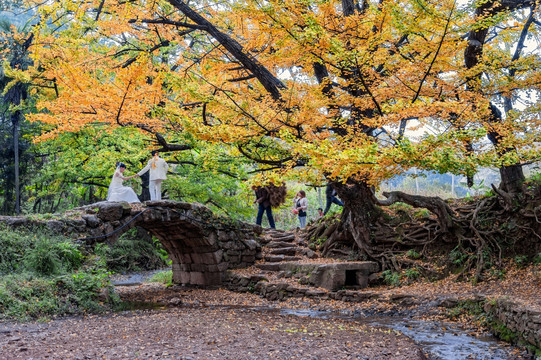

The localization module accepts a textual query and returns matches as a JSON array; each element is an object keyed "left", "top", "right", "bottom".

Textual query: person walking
[
  {"left": 324, "top": 183, "right": 343, "bottom": 215},
  {"left": 252, "top": 185, "right": 276, "bottom": 229},
  {"left": 293, "top": 190, "right": 308, "bottom": 228},
  {"left": 135, "top": 150, "right": 169, "bottom": 201}
]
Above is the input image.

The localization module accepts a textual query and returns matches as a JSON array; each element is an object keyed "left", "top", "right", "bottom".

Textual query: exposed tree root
[{"left": 304, "top": 184, "right": 541, "bottom": 281}]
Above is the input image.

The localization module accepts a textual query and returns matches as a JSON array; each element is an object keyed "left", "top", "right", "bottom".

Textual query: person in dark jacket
[
  {"left": 324, "top": 183, "right": 343, "bottom": 215},
  {"left": 252, "top": 186, "right": 276, "bottom": 229}
]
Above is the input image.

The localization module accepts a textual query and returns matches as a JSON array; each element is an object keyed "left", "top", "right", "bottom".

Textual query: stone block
[
  {"left": 171, "top": 263, "right": 181, "bottom": 272},
  {"left": 96, "top": 202, "right": 125, "bottom": 221},
  {"left": 243, "top": 239, "right": 259, "bottom": 251},
  {"left": 179, "top": 253, "right": 192, "bottom": 263},
  {"left": 174, "top": 270, "right": 191, "bottom": 284},
  {"left": 189, "top": 263, "right": 209, "bottom": 272},
  {"left": 82, "top": 215, "right": 100, "bottom": 228},
  {"left": 217, "top": 230, "right": 229, "bottom": 241},
  {"left": 46, "top": 220, "right": 65, "bottom": 233},
  {"left": 191, "top": 271, "right": 222, "bottom": 285},
  {"left": 242, "top": 255, "right": 256, "bottom": 263}
]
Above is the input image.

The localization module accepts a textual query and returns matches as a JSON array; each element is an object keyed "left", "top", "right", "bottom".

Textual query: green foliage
[
  {"left": 0, "top": 270, "right": 112, "bottom": 321},
  {"left": 446, "top": 299, "right": 486, "bottom": 324},
  {"left": 449, "top": 246, "right": 470, "bottom": 266},
  {"left": 389, "top": 202, "right": 413, "bottom": 212},
  {"left": 514, "top": 255, "right": 529, "bottom": 268},
  {"left": 526, "top": 171, "right": 541, "bottom": 186},
  {"left": 412, "top": 208, "right": 431, "bottom": 219},
  {"left": 534, "top": 253, "right": 541, "bottom": 265},
  {"left": 0, "top": 226, "right": 115, "bottom": 320},
  {"left": 22, "top": 239, "right": 62, "bottom": 275},
  {"left": 93, "top": 229, "right": 169, "bottom": 273},
  {"left": 404, "top": 268, "right": 420, "bottom": 280},
  {"left": 381, "top": 270, "right": 401, "bottom": 287},
  {"left": 0, "top": 225, "right": 83, "bottom": 275},
  {"left": 23, "top": 238, "right": 83, "bottom": 275},
  {"left": 148, "top": 270, "right": 172, "bottom": 286},
  {"left": 489, "top": 320, "right": 518, "bottom": 343},
  {"left": 406, "top": 249, "right": 421, "bottom": 259},
  {"left": 0, "top": 226, "right": 32, "bottom": 273}
]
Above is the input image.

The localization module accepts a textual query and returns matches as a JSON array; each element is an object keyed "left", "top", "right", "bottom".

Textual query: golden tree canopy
[{"left": 22, "top": 0, "right": 541, "bottom": 186}]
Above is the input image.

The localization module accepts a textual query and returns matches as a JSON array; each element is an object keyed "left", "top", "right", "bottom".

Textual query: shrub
[
  {"left": 0, "top": 227, "right": 114, "bottom": 320},
  {"left": 0, "top": 269, "right": 113, "bottom": 320},
  {"left": 0, "top": 226, "right": 36, "bottom": 274},
  {"left": 381, "top": 270, "right": 401, "bottom": 287},
  {"left": 406, "top": 249, "right": 421, "bottom": 259},
  {"left": 23, "top": 238, "right": 84, "bottom": 276},
  {"left": 405, "top": 268, "right": 420, "bottom": 280}
]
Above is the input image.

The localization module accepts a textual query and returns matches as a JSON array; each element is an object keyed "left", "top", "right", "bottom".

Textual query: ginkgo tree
[{"left": 21, "top": 0, "right": 541, "bottom": 262}]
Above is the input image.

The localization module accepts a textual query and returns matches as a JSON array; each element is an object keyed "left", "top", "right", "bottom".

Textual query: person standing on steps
[
  {"left": 252, "top": 185, "right": 276, "bottom": 229},
  {"left": 293, "top": 190, "right": 308, "bottom": 228},
  {"left": 135, "top": 150, "right": 169, "bottom": 201},
  {"left": 324, "top": 183, "right": 343, "bottom": 215}
]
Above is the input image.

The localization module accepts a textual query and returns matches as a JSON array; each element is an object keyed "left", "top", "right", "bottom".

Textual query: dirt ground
[
  {"left": 0, "top": 264, "right": 538, "bottom": 360},
  {"left": 0, "top": 298, "right": 426, "bottom": 360}
]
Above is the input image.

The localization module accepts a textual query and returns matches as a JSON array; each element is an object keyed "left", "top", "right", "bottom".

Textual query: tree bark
[
  {"left": 12, "top": 112, "right": 20, "bottom": 215},
  {"left": 321, "top": 181, "right": 379, "bottom": 259},
  {"left": 464, "top": 1, "right": 531, "bottom": 193},
  {"left": 379, "top": 191, "right": 455, "bottom": 233}
]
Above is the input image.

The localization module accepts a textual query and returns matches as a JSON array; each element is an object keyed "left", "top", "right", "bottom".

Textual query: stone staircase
[
  {"left": 226, "top": 229, "right": 380, "bottom": 300},
  {"left": 259, "top": 229, "right": 318, "bottom": 264}
]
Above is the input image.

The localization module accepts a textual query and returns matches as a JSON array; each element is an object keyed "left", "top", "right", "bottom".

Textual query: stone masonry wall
[{"left": 484, "top": 298, "right": 541, "bottom": 350}]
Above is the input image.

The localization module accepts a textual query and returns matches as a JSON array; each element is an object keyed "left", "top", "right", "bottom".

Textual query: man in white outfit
[{"left": 136, "top": 150, "right": 169, "bottom": 201}]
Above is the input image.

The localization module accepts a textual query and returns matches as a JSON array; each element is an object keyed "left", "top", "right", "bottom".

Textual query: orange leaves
[{"left": 24, "top": 0, "right": 541, "bottom": 187}]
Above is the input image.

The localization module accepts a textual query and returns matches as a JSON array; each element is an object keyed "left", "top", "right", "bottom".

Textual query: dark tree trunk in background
[
  {"left": 498, "top": 165, "right": 525, "bottom": 193},
  {"left": 322, "top": 180, "right": 379, "bottom": 259},
  {"left": 486, "top": 105, "right": 525, "bottom": 193},
  {"left": 464, "top": 2, "right": 531, "bottom": 194},
  {"left": 139, "top": 171, "right": 150, "bottom": 201},
  {"left": 12, "top": 112, "right": 20, "bottom": 214}
]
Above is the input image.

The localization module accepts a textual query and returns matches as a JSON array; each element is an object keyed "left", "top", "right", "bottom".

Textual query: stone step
[
  {"left": 255, "top": 263, "right": 282, "bottom": 271},
  {"left": 266, "top": 240, "right": 297, "bottom": 249},
  {"left": 264, "top": 229, "right": 287, "bottom": 236},
  {"left": 259, "top": 237, "right": 272, "bottom": 245},
  {"left": 269, "top": 247, "right": 299, "bottom": 256},
  {"left": 269, "top": 234, "right": 296, "bottom": 242},
  {"left": 264, "top": 255, "right": 302, "bottom": 262}
]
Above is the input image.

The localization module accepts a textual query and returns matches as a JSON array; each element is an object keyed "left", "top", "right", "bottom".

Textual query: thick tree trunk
[
  {"left": 486, "top": 106, "right": 525, "bottom": 193},
  {"left": 12, "top": 112, "right": 20, "bottom": 215},
  {"left": 321, "top": 181, "right": 379, "bottom": 259},
  {"left": 499, "top": 165, "right": 524, "bottom": 193}
]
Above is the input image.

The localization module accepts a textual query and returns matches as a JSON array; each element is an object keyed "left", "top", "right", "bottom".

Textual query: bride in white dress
[{"left": 107, "top": 162, "right": 140, "bottom": 203}]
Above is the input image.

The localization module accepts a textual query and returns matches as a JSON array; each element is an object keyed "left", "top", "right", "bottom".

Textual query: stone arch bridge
[{"left": 0, "top": 201, "right": 262, "bottom": 286}]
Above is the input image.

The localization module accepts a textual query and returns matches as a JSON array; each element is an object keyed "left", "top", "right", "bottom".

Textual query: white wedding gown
[{"left": 107, "top": 171, "right": 140, "bottom": 203}]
